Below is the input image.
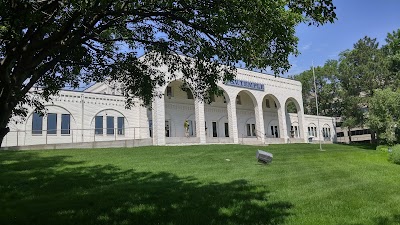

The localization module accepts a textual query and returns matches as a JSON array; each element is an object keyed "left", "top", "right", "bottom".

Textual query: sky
[
  {"left": 76, "top": 1, "right": 400, "bottom": 90},
  {"left": 286, "top": 0, "right": 400, "bottom": 77}
]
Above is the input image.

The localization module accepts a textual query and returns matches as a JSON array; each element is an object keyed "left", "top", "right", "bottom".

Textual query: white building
[{"left": 3, "top": 64, "right": 336, "bottom": 149}]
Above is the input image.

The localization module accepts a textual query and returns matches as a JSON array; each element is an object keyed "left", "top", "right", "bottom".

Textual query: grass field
[{"left": 1, "top": 144, "right": 400, "bottom": 225}]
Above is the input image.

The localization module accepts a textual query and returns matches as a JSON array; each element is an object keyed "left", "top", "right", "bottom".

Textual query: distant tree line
[{"left": 291, "top": 29, "right": 400, "bottom": 144}]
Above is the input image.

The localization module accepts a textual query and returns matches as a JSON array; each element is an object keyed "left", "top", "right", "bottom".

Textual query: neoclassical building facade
[{"left": 3, "top": 65, "right": 336, "bottom": 148}]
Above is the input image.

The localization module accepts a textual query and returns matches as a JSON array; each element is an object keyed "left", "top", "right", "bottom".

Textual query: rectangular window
[
  {"left": 314, "top": 127, "right": 317, "bottom": 137},
  {"left": 165, "top": 120, "right": 170, "bottom": 137},
  {"left": 294, "top": 126, "right": 298, "bottom": 137},
  {"left": 274, "top": 126, "right": 278, "bottom": 138},
  {"left": 117, "top": 117, "right": 125, "bottom": 135},
  {"left": 308, "top": 127, "right": 311, "bottom": 136},
  {"left": 47, "top": 113, "right": 57, "bottom": 135},
  {"left": 212, "top": 122, "right": 218, "bottom": 137},
  {"left": 271, "top": 126, "right": 274, "bottom": 136},
  {"left": 188, "top": 120, "right": 194, "bottom": 136},
  {"left": 247, "top": 124, "right": 251, "bottom": 136},
  {"left": 149, "top": 120, "right": 153, "bottom": 137},
  {"left": 61, "top": 114, "right": 71, "bottom": 135},
  {"left": 225, "top": 123, "right": 229, "bottom": 137},
  {"left": 166, "top": 86, "right": 173, "bottom": 98},
  {"left": 266, "top": 99, "right": 270, "bottom": 108},
  {"left": 251, "top": 124, "right": 256, "bottom": 137},
  {"left": 32, "top": 112, "right": 43, "bottom": 135},
  {"left": 95, "top": 116, "right": 103, "bottom": 135},
  {"left": 186, "top": 90, "right": 193, "bottom": 99},
  {"left": 107, "top": 116, "right": 114, "bottom": 135}
]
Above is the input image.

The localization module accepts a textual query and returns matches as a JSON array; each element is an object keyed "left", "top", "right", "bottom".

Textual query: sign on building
[{"left": 225, "top": 79, "right": 265, "bottom": 91}]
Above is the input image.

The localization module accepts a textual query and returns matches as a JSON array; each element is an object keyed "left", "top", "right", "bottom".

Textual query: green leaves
[
  {"left": 0, "top": 0, "right": 337, "bottom": 145},
  {"left": 367, "top": 88, "right": 400, "bottom": 144}
]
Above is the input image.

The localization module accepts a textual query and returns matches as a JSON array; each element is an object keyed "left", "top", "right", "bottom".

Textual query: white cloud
[{"left": 300, "top": 43, "right": 312, "bottom": 51}]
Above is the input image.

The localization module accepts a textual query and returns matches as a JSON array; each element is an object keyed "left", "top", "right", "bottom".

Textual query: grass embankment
[{"left": 1, "top": 144, "right": 399, "bottom": 225}]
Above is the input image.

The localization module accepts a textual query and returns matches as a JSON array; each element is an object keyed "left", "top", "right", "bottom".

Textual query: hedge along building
[{"left": 2, "top": 63, "right": 336, "bottom": 148}]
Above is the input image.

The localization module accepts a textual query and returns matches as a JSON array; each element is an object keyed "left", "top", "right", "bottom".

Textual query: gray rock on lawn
[{"left": 256, "top": 150, "right": 273, "bottom": 164}]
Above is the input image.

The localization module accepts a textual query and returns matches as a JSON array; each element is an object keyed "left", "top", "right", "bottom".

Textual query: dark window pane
[
  {"left": 61, "top": 114, "right": 71, "bottom": 135},
  {"left": 225, "top": 123, "right": 229, "bottom": 137},
  {"left": 149, "top": 120, "right": 152, "bottom": 137},
  {"left": 107, "top": 116, "right": 114, "bottom": 135},
  {"left": 251, "top": 124, "right": 256, "bottom": 136},
  {"left": 32, "top": 112, "right": 43, "bottom": 135},
  {"left": 212, "top": 122, "right": 217, "bottom": 137},
  {"left": 117, "top": 117, "right": 125, "bottom": 135},
  {"left": 166, "top": 86, "right": 172, "bottom": 97},
  {"left": 186, "top": 89, "right": 193, "bottom": 99},
  {"left": 47, "top": 113, "right": 57, "bottom": 134},
  {"left": 95, "top": 116, "right": 103, "bottom": 134}
]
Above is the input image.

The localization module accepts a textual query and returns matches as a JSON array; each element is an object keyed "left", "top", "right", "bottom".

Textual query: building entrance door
[{"left": 165, "top": 120, "right": 170, "bottom": 137}]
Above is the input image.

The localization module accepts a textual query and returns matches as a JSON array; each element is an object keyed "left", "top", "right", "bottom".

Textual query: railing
[{"left": 2, "top": 127, "right": 150, "bottom": 147}]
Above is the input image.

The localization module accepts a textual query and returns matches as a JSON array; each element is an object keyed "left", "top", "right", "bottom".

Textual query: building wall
[
  {"left": 3, "top": 90, "right": 143, "bottom": 147},
  {"left": 4, "top": 63, "right": 336, "bottom": 147}
]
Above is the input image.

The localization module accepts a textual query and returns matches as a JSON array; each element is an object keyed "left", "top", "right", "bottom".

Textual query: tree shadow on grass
[{"left": 0, "top": 151, "right": 293, "bottom": 225}]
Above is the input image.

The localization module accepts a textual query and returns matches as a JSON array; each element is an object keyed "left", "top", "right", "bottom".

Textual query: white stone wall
[
  {"left": 3, "top": 62, "right": 337, "bottom": 147},
  {"left": 304, "top": 115, "right": 336, "bottom": 143},
  {"left": 3, "top": 90, "right": 144, "bottom": 147}
]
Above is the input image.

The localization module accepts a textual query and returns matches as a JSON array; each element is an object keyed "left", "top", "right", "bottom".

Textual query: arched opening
[
  {"left": 235, "top": 90, "right": 257, "bottom": 139},
  {"left": 204, "top": 87, "right": 230, "bottom": 141},
  {"left": 307, "top": 123, "right": 318, "bottom": 138},
  {"left": 322, "top": 124, "right": 332, "bottom": 141},
  {"left": 262, "top": 94, "right": 281, "bottom": 138},
  {"left": 24, "top": 105, "right": 78, "bottom": 145},
  {"left": 164, "top": 80, "right": 195, "bottom": 138},
  {"left": 285, "top": 98, "right": 302, "bottom": 139},
  {"left": 90, "top": 108, "right": 129, "bottom": 141}
]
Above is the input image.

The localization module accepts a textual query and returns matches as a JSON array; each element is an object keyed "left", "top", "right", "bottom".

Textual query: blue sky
[{"left": 286, "top": 0, "right": 400, "bottom": 76}]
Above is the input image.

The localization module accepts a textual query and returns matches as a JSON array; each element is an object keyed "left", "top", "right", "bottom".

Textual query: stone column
[
  {"left": 227, "top": 94, "right": 239, "bottom": 144},
  {"left": 277, "top": 104, "right": 288, "bottom": 143},
  {"left": 195, "top": 98, "right": 206, "bottom": 144},
  {"left": 254, "top": 99, "right": 265, "bottom": 143},
  {"left": 298, "top": 108, "right": 308, "bottom": 142},
  {"left": 152, "top": 94, "right": 166, "bottom": 145}
]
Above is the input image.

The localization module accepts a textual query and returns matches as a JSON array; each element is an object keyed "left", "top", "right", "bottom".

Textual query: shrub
[
  {"left": 376, "top": 145, "right": 389, "bottom": 152},
  {"left": 388, "top": 145, "right": 400, "bottom": 165}
]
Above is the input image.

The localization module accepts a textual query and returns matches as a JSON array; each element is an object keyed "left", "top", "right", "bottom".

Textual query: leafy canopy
[
  {"left": 367, "top": 88, "right": 400, "bottom": 145},
  {"left": 0, "top": 0, "right": 336, "bottom": 118}
]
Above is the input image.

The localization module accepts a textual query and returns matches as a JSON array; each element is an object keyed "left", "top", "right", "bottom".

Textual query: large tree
[
  {"left": 0, "top": 0, "right": 336, "bottom": 146},
  {"left": 367, "top": 88, "right": 400, "bottom": 145},
  {"left": 337, "top": 37, "right": 392, "bottom": 142},
  {"left": 291, "top": 59, "right": 341, "bottom": 117}
]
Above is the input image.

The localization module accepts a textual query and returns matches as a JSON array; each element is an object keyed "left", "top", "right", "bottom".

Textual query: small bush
[
  {"left": 376, "top": 145, "right": 389, "bottom": 152},
  {"left": 388, "top": 145, "right": 400, "bottom": 165}
]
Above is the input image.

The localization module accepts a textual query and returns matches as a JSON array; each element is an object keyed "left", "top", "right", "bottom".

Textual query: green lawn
[{"left": 1, "top": 144, "right": 400, "bottom": 225}]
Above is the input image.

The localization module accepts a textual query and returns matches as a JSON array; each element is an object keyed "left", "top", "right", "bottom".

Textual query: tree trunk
[
  {"left": 0, "top": 127, "right": 10, "bottom": 148},
  {"left": 0, "top": 110, "right": 12, "bottom": 148},
  {"left": 370, "top": 130, "right": 377, "bottom": 144},
  {"left": 348, "top": 127, "right": 352, "bottom": 144}
]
